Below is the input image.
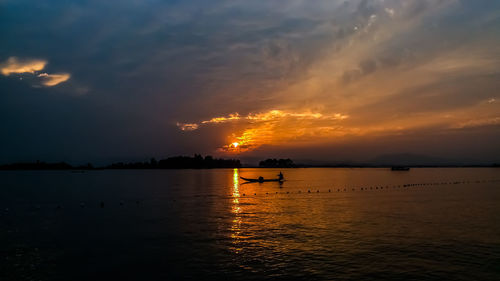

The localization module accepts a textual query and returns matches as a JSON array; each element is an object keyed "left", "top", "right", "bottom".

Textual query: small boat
[
  {"left": 240, "top": 176, "right": 283, "bottom": 183},
  {"left": 391, "top": 166, "right": 410, "bottom": 171}
]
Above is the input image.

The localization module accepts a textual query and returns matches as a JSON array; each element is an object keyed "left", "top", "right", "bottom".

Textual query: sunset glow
[
  {"left": 1, "top": 0, "right": 499, "bottom": 163},
  {"left": 179, "top": 109, "right": 352, "bottom": 152}
]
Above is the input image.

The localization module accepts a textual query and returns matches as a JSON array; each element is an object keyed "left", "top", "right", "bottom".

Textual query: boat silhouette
[
  {"left": 240, "top": 176, "right": 283, "bottom": 183},
  {"left": 391, "top": 166, "right": 410, "bottom": 171}
]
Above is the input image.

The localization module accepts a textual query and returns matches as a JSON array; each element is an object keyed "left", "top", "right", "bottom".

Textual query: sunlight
[
  {"left": 232, "top": 168, "right": 240, "bottom": 205},
  {"left": 231, "top": 168, "right": 242, "bottom": 252},
  {"left": 180, "top": 109, "right": 350, "bottom": 153}
]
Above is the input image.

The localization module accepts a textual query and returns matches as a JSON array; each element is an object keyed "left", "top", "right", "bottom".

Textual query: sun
[{"left": 232, "top": 142, "right": 239, "bottom": 148}]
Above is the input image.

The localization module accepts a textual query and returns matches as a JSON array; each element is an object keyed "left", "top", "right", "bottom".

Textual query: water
[{"left": 1, "top": 168, "right": 499, "bottom": 280}]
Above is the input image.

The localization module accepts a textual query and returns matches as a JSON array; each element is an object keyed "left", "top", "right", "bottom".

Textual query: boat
[
  {"left": 240, "top": 176, "right": 283, "bottom": 183},
  {"left": 391, "top": 166, "right": 410, "bottom": 171}
]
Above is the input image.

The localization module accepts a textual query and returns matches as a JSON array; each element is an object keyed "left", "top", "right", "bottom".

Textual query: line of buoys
[
  {"left": 2, "top": 179, "right": 499, "bottom": 212},
  {"left": 230, "top": 178, "right": 500, "bottom": 197}
]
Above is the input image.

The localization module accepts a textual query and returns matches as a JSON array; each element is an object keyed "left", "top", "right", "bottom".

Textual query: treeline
[
  {"left": 0, "top": 155, "right": 241, "bottom": 170},
  {"left": 0, "top": 161, "right": 93, "bottom": 170},
  {"left": 259, "top": 158, "right": 296, "bottom": 168},
  {"left": 107, "top": 155, "right": 241, "bottom": 169}
]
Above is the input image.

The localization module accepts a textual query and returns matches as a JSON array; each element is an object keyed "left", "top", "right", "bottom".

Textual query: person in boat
[{"left": 277, "top": 171, "right": 284, "bottom": 181}]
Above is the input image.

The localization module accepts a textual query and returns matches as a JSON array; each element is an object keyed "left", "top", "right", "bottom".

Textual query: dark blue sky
[{"left": 1, "top": 0, "right": 500, "bottom": 164}]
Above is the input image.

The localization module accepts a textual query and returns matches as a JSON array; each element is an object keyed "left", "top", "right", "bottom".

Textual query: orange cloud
[
  {"left": 201, "top": 113, "right": 241, "bottom": 124},
  {"left": 0, "top": 57, "right": 47, "bottom": 76},
  {"left": 38, "top": 73, "right": 71, "bottom": 86},
  {"left": 176, "top": 122, "right": 199, "bottom": 131},
  {"left": 1, "top": 57, "right": 71, "bottom": 87},
  {"left": 179, "top": 109, "right": 349, "bottom": 152}
]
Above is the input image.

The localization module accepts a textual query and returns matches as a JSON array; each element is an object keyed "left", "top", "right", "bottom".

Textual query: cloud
[
  {"left": 179, "top": 109, "right": 349, "bottom": 152},
  {"left": 452, "top": 117, "right": 500, "bottom": 129},
  {"left": 0, "top": 57, "right": 47, "bottom": 76},
  {"left": 0, "top": 57, "right": 71, "bottom": 87},
  {"left": 176, "top": 122, "right": 199, "bottom": 131},
  {"left": 385, "top": 8, "right": 395, "bottom": 17},
  {"left": 202, "top": 113, "right": 241, "bottom": 124},
  {"left": 38, "top": 73, "right": 71, "bottom": 86},
  {"left": 183, "top": 110, "right": 348, "bottom": 128}
]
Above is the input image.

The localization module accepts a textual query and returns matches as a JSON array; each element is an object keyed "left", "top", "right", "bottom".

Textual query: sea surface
[{"left": 1, "top": 168, "right": 499, "bottom": 280}]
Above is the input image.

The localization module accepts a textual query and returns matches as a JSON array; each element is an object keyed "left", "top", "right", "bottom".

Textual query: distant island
[
  {"left": 259, "top": 158, "right": 296, "bottom": 168},
  {"left": 0, "top": 155, "right": 241, "bottom": 170}
]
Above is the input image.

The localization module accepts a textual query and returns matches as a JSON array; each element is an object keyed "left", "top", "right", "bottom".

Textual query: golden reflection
[
  {"left": 231, "top": 168, "right": 242, "bottom": 252},
  {"left": 232, "top": 168, "right": 240, "bottom": 206}
]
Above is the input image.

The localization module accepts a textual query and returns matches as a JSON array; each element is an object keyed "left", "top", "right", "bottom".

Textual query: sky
[{"left": 1, "top": 0, "right": 499, "bottom": 164}]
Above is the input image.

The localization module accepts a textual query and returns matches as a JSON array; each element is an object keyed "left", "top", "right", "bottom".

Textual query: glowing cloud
[
  {"left": 0, "top": 57, "right": 47, "bottom": 76},
  {"left": 179, "top": 109, "right": 349, "bottom": 152},
  {"left": 201, "top": 113, "right": 241, "bottom": 124},
  {"left": 176, "top": 122, "right": 199, "bottom": 131},
  {"left": 1, "top": 57, "right": 71, "bottom": 87},
  {"left": 194, "top": 110, "right": 348, "bottom": 126},
  {"left": 38, "top": 73, "right": 71, "bottom": 86}
]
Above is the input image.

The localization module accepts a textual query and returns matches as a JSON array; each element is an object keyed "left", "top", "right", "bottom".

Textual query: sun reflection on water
[{"left": 231, "top": 168, "right": 242, "bottom": 252}]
